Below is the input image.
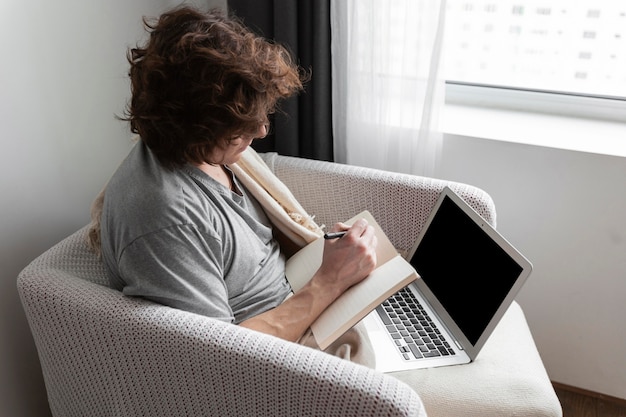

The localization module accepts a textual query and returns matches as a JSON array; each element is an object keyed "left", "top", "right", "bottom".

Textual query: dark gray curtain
[{"left": 228, "top": 0, "right": 333, "bottom": 161}]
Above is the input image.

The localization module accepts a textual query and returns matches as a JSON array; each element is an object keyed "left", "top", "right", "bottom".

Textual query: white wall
[
  {"left": 437, "top": 134, "right": 626, "bottom": 400},
  {"left": 0, "top": 0, "right": 224, "bottom": 415}
]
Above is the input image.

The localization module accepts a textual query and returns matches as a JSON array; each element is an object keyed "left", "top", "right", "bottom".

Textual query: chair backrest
[
  {"left": 28, "top": 226, "right": 110, "bottom": 286},
  {"left": 17, "top": 227, "right": 426, "bottom": 417},
  {"left": 266, "top": 153, "right": 497, "bottom": 258}
]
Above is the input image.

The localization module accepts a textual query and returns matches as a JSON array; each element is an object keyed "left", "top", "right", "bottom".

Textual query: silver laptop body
[{"left": 363, "top": 187, "right": 532, "bottom": 372}]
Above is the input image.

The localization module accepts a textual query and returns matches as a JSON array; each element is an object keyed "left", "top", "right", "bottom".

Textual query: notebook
[{"left": 362, "top": 186, "right": 532, "bottom": 372}]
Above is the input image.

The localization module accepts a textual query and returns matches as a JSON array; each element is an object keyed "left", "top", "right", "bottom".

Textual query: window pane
[{"left": 443, "top": 0, "right": 626, "bottom": 99}]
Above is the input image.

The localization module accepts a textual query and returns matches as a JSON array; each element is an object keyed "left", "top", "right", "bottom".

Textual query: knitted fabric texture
[{"left": 18, "top": 226, "right": 426, "bottom": 417}]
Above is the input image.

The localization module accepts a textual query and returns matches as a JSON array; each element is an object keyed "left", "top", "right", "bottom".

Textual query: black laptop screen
[{"left": 409, "top": 195, "right": 523, "bottom": 346}]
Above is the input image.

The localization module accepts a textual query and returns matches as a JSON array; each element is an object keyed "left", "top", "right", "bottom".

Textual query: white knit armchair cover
[
  {"left": 18, "top": 226, "right": 425, "bottom": 417},
  {"left": 18, "top": 154, "right": 561, "bottom": 417}
]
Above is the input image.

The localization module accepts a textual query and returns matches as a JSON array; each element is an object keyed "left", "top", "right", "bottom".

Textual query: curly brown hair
[{"left": 122, "top": 6, "right": 306, "bottom": 168}]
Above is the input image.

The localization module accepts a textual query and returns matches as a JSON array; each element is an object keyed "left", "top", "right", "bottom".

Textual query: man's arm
[{"left": 239, "top": 219, "right": 378, "bottom": 342}]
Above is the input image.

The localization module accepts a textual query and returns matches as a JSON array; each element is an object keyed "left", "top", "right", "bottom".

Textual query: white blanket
[{"left": 230, "top": 148, "right": 324, "bottom": 247}]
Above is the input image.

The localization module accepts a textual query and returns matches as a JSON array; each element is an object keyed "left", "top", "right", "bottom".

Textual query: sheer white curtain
[{"left": 331, "top": 0, "right": 446, "bottom": 177}]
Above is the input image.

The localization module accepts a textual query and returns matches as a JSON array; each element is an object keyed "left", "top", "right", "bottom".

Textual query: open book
[{"left": 285, "top": 211, "right": 419, "bottom": 350}]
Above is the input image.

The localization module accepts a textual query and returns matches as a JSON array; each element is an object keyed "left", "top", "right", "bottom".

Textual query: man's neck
[{"left": 195, "top": 163, "right": 233, "bottom": 191}]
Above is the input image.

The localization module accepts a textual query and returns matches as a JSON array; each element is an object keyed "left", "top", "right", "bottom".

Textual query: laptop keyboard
[{"left": 376, "top": 287, "right": 456, "bottom": 360}]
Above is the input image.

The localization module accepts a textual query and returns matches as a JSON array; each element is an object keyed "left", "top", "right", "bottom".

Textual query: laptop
[{"left": 362, "top": 186, "right": 532, "bottom": 372}]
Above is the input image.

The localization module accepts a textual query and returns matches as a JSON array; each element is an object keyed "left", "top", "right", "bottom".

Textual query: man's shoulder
[{"left": 103, "top": 143, "right": 200, "bottom": 237}]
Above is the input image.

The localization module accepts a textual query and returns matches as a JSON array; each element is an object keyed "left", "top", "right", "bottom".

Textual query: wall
[
  {"left": 437, "top": 134, "right": 626, "bottom": 400},
  {"left": 0, "top": 0, "right": 224, "bottom": 415}
]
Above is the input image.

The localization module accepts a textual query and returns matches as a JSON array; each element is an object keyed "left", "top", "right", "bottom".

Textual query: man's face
[{"left": 210, "top": 123, "right": 268, "bottom": 165}]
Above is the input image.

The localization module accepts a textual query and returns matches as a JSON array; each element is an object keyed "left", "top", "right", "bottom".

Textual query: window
[{"left": 443, "top": 1, "right": 626, "bottom": 122}]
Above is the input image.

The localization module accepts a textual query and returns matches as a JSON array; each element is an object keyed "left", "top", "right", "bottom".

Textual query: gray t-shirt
[{"left": 100, "top": 142, "right": 291, "bottom": 323}]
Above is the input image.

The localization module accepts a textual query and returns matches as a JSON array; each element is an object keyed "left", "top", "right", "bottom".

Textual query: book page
[
  {"left": 312, "top": 256, "right": 418, "bottom": 350},
  {"left": 284, "top": 238, "right": 324, "bottom": 293},
  {"left": 284, "top": 210, "right": 419, "bottom": 349}
]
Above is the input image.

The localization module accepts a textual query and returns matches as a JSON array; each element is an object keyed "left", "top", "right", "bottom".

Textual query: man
[{"left": 94, "top": 6, "right": 377, "bottom": 355}]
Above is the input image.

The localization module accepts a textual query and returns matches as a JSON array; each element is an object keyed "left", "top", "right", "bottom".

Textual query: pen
[{"left": 323, "top": 231, "right": 347, "bottom": 240}]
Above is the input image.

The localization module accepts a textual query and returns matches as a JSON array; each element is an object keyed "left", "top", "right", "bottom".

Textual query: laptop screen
[{"left": 409, "top": 195, "right": 523, "bottom": 346}]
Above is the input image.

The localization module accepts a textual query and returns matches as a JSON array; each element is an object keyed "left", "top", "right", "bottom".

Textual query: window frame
[{"left": 445, "top": 82, "right": 626, "bottom": 124}]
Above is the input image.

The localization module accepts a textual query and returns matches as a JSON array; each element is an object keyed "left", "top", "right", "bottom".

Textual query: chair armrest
[
  {"left": 263, "top": 154, "right": 496, "bottom": 256},
  {"left": 18, "top": 230, "right": 426, "bottom": 417}
]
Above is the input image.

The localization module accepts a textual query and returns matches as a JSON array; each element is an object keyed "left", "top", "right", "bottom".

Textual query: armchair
[{"left": 18, "top": 154, "right": 562, "bottom": 417}]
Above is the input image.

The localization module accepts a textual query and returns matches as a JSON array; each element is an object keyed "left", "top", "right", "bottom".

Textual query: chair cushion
[{"left": 390, "top": 302, "right": 562, "bottom": 417}]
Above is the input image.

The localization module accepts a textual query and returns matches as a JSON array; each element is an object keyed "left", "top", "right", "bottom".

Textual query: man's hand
[
  {"left": 315, "top": 218, "right": 378, "bottom": 298},
  {"left": 240, "top": 219, "right": 378, "bottom": 342}
]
